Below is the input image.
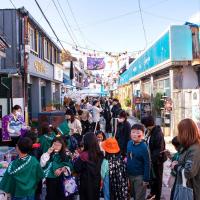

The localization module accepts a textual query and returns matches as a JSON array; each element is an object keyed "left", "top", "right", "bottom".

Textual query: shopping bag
[
  {"left": 63, "top": 169, "right": 78, "bottom": 197},
  {"left": 173, "top": 169, "right": 193, "bottom": 200}
]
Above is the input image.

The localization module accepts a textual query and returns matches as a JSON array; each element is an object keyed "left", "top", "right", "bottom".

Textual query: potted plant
[
  {"left": 46, "top": 102, "right": 56, "bottom": 112},
  {"left": 153, "top": 92, "right": 164, "bottom": 125},
  {"left": 124, "top": 97, "right": 131, "bottom": 107}
]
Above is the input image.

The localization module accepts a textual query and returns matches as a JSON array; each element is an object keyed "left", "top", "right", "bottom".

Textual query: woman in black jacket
[
  {"left": 115, "top": 110, "right": 131, "bottom": 157},
  {"left": 141, "top": 116, "right": 166, "bottom": 200},
  {"left": 103, "top": 100, "right": 112, "bottom": 133},
  {"left": 74, "top": 132, "right": 103, "bottom": 200}
]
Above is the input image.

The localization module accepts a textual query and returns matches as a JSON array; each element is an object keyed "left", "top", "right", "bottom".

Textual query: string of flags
[{"left": 72, "top": 45, "right": 135, "bottom": 60}]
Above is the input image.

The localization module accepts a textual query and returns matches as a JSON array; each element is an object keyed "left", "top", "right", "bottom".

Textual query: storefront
[
  {"left": 117, "top": 84, "right": 132, "bottom": 110},
  {"left": 119, "top": 25, "right": 194, "bottom": 136},
  {"left": 28, "top": 54, "right": 57, "bottom": 120}
]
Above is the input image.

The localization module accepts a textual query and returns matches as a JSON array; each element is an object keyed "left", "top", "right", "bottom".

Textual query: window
[
  {"left": 143, "top": 82, "right": 151, "bottom": 95},
  {"left": 154, "top": 78, "right": 170, "bottom": 97},
  {"left": 55, "top": 49, "right": 58, "bottom": 63},
  {"left": 52, "top": 47, "right": 55, "bottom": 63},
  {"left": 52, "top": 47, "right": 57, "bottom": 63},
  {"left": 44, "top": 38, "right": 50, "bottom": 61},
  {"left": 29, "top": 25, "right": 38, "bottom": 53}
]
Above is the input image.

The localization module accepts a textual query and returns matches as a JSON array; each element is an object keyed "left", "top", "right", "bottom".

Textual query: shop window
[
  {"left": 29, "top": 26, "right": 38, "bottom": 53},
  {"left": 143, "top": 82, "right": 151, "bottom": 95},
  {"left": 154, "top": 78, "right": 170, "bottom": 97},
  {"left": 164, "top": 88, "right": 170, "bottom": 97},
  {"left": 158, "top": 80, "right": 164, "bottom": 89},
  {"left": 164, "top": 79, "right": 170, "bottom": 88}
]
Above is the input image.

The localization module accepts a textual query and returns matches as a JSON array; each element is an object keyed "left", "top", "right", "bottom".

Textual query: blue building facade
[{"left": 118, "top": 25, "right": 200, "bottom": 136}]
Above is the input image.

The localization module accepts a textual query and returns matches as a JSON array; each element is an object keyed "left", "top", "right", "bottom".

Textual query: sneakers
[{"left": 146, "top": 194, "right": 156, "bottom": 200}]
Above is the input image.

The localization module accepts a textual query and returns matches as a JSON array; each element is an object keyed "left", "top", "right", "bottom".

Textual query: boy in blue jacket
[{"left": 127, "top": 124, "right": 150, "bottom": 200}]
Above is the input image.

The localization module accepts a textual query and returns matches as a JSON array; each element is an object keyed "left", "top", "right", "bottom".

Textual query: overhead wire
[
  {"left": 34, "top": 0, "right": 70, "bottom": 55},
  {"left": 38, "top": 0, "right": 52, "bottom": 21},
  {"left": 9, "top": 0, "right": 16, "bottom": 9},
  {"left": 51, "top": 0, "right": 78, "bottom": 46},
  {"left": 142, "top": 10, "right": 185, "bottom": 22},
  {"left": 50, "top": 36, "right": 143, "bottom": 54},
  {"left": 138, "top": 0, "right": 148, "bottom": 48},
  {"left": 72, "top": 0, "right": 170, "bottom": 30},
  {"left": 65, "top": 0, "right": 87, "bottom": 47}
]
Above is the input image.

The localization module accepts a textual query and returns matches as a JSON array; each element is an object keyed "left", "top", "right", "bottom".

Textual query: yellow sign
[{"left": 34, "top": 61, "right": 46, "bottom": 73}]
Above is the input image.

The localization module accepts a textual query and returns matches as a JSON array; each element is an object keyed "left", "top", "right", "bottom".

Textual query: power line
[
  {"left": 38, "top": 0, "right": 52, "bottom": 21},
  {"left": 72, "top": 0, "right": 170, "bottom": 30},
  {"left": 142, "top": 10, "right": 185, "bottom": 22},
  {"left": 138, "top": 0, "right": 148, "bottom": 48},
  {"left": 9, "top": 0, "right": 16, "bottom": 8},
  {"left": 34, "top": 0, "right": 70, "bottom": 55},
  {"left": 65, "top": 0, "right": 87, "bottom": 47},
  {"left": 50, "top": 36, "right": 143, "bottom": 54},
  {"left": 51, "top": 0, "right": 78, "bottom": 46}
]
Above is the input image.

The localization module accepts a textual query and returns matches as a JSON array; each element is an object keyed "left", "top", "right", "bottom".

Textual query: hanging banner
[{"left": 87, "top": 57, "right": 105, "bottom": 70}]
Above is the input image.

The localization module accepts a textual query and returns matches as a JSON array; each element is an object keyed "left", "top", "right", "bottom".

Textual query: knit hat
[{"left": 101, "top": 138, "right": 120, "bottom": 154}]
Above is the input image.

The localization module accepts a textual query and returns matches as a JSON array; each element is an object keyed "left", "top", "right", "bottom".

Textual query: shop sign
[
  {"left": 28, "top": 54, "right": 54, "bottom": 80},
  {"left": 54, "top": 64, "right": 63, "bottom": 82},
  {"left": 34, "top": 61, "right": 46, "bottom": 73}
]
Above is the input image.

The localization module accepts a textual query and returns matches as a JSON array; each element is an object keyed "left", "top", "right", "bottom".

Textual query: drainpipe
[{"left": 23, "top": 15, "right": 29, "bottom": 124}]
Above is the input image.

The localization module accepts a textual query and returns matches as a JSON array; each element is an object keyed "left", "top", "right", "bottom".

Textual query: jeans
[
  {"left": 129, "top": 175, "right": 147, "bottom": 200},
  {"left": 11, "top": 197, "right": 34, "bottom": 200},
  {"left": 103, "top": 175, "right": 110, "bottom": 200}
]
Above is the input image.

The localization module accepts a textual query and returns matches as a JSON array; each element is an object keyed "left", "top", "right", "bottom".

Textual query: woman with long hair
[
  {"left": 74, "top": 132, "right": 103, "bottom": 200},
  {"left": 171, "top": 118, "right": 200, "bottom": 200}
]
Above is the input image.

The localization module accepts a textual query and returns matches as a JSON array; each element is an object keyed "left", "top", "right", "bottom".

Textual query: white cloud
[{"left": 188, "top": 12, "right": 200, "bottom": 24}]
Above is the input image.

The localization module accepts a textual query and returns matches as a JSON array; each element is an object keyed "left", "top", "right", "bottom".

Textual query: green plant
[
  {"left": 46, "top": 101, "right": 54, "bottom": 107},
  {"left": 153, "top": 92, "right": 164, "bottom": 117},
  {"left": 124, "top": 97, "right": 131, "bottom": 107}
]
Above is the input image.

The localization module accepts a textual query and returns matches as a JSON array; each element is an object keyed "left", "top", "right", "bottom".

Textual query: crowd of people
[{"left": 0, "top": 98, "right": 200, "bottom": 200}]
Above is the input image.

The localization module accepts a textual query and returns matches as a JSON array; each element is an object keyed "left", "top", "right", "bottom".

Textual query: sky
[{"left": 1, "top": 0, "right": 200, "bottom": 55}]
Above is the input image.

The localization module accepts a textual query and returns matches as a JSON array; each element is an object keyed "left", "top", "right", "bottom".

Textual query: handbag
[
  {"left": 173, "top": 169, "right": 193, "bottom": 200},
  {"left": 63, "top": 168, "right": 78, "bottom": 197}
]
